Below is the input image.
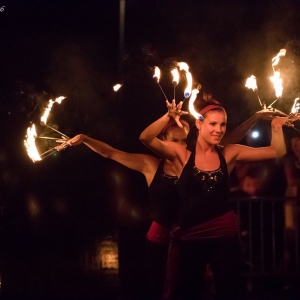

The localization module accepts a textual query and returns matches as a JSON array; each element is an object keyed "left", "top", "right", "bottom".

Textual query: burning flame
[
  {"left": 245, "top": 75, "right": 257, "bottom": 91},
  {"left": 24, "top": 124, "right": 41, "bottom": 162},
  {"left": 113, "top": 84, "right": 123, "bottom": 92},
  {"left": 153, "top": 66, "right": 161, "bottom": 83},
  {"left": 188, "top": 88, "right": 201, "bottom": 119},
  {"left": 184, "top": 71, "right": 193, "bottom": 98},
  {"left": 177, "top": 62, "right": 193, "bottom": 99},
  {"left": 272, "top": 49, "right": 286, "bottom": 67},
  {"left": 171, "top": 68, "right": 179, "bottom": 86},
  {"left": 40, "top": 96, "right": 66, "bottom": 125},
  {"left": 270, "top": 71, "right": 283, "bottom": 98},
  {"left": 177, "top": 62, "right": 189, "bottom": 72},
  {"left": 291, "top": 97, "right": 300, "bottom": 115},
  {"left": 270, "top": 49, "right": 286, "bottom": 98}
]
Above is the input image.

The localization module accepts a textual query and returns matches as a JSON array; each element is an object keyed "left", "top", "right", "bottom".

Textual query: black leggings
[{"left": 175, "top": 235, "right": 243, "bottom": 300}]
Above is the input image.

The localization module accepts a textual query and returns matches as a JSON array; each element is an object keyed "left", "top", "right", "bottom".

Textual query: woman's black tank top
[
  {"left": 148, "top": 160, "right": 181, "bottom": 228},
  {"left": 177, "top": 146, "right": 231, "bottom": 230}
]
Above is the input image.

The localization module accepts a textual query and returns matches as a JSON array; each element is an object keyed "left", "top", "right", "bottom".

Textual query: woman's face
[
  {"left": 164, "top": 125, "right": 188, "bottom": 146},
  {"left": 291, "top": 137, "right": 300, "bottom": 158},
  {"left": 196, "top": 109, "right": 227, "bottom": 145}
]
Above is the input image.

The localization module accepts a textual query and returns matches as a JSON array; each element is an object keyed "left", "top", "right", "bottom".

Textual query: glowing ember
[
  {"left": 24, "top": 124, "right": 41, "bottom": 162},
  {"left": 40, "top": 96, "right": 66, "bottom": 125},
  {"left": 245, "top": 75, "right": 257, "bottom": 91},
  {"left": 113, "top": 84, "right": 123, "bottom": 92},
  {"left": 153, "top": 66, "right": 161, "bottom": 83},
  {"left": 171, "top": 68, "right": 179, "bottom": 87},
  {"left": 188, "top": 88, "right": 201, "bottom": 119}
]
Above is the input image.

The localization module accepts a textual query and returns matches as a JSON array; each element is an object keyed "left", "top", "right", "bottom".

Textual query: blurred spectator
[
  {"left": 283, "top": 133, "right": 300, "bottom": 275},
  {"left": 229, "top": 131, "right": 286, "bottom": 275}
]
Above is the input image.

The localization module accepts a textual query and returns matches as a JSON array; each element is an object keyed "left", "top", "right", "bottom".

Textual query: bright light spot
[
  {"left": 97, "top": 237, "right": 119, "bottom": 270},
  {"left": 113, "top": 84, "right": 123, "bottom": 92},
  {"left": 251, "top": 131, "right": 259, "bottom": 138}
]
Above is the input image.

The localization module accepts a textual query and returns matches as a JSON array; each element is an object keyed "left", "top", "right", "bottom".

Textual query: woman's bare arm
[
  {"left": 220, "top": 108, "right": 287, "bottom": 146},
  {"left": 139, "top": 100, "right": 188, "bottom": 173},
  {"left": 57, "top": 134, "right": 159, "bottom": 185},
  {"left": 224, "top": 117, "right": 288, "bottom": 173}
]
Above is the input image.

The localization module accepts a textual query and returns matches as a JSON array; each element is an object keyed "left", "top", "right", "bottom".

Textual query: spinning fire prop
[
  {"left": 245, "top": 49, "right": 286, "bottom": 109},
  {"left": 153, "top": 62, "right": 193, "bottom": 103},
  {"left": 244, "top": 48, "right": 300, "bottom": 130},
  {"left": 24, "top": 96, "right": 69, "bottom": 162}
]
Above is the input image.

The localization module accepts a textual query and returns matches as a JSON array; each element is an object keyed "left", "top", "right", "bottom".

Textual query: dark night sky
[{"left": 1, "top": 0, "right": 300, "bottom": 235}]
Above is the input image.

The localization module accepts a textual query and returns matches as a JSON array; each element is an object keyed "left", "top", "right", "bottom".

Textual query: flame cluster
[
  {"left": 245, "top": 49, "right": 286, "bottom": 107},
  {"left": 24, "top": 96, "right": 66, "bottom": 162},
  {"left": 153, "top": 62, "right": 201, "bottom": 119}
]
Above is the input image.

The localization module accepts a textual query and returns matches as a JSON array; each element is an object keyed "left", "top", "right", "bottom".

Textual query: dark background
[{"left": 1, "top": 0, "right": 300, "bottom": 299}]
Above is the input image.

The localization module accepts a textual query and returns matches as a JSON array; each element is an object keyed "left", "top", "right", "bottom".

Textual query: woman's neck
[{"left": 196, "top": 137, "right": 216, "bottom": 154}]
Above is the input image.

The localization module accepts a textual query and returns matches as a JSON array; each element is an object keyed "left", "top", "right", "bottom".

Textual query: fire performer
[
  {"left": 55, "top": 100, "right": 285, "bottom": 299},
  {"left": 56, "top": 120, "right": 190, "bottom": 299},
  {"left": 139, "top": 99, "right": 297, "bottom": 300}
]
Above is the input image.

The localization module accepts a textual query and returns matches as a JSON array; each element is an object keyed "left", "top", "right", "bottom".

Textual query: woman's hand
[
  {"left": 166, "top": 99, "right": 188, "bottom": 127},
  {"left": 255, "top": 108, "right": 287, "bottom": 121},
  {"left": 55, "top": 134, "right": 86, "bottom": 151},
  {"left": 271, "top": 116, "right": 296, "bottom": 131}
]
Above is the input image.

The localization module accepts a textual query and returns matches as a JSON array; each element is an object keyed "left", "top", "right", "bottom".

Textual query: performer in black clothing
[
  {"left": 56, "top": 102, "right": 286, "bottom": 299},
  {"left": 140, "top": 99, "right": 296, "bottom": 299},
  {"left": 55, "top": 120, "right": 189, "bottom": 299},
  {"left": 145, "top": 159, "right": 181, "bottom": 299}
]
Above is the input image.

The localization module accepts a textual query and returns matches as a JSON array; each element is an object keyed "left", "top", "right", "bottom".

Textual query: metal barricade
[{"left": 231, "top": 196, "right": 299, "bottom": 294}]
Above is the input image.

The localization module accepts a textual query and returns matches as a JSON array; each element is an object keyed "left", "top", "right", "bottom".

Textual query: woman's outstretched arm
[
  {"left": 220, "top": 108, "right": 287, "bottom": 146},
  {"left": 56, "top": 134, "right": 159, "bottom": 185},
  {"left": 224, "top": 116, "right": 292, "bottom": 173}
]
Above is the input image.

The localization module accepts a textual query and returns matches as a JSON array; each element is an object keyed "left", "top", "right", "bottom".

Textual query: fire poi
[
  {"left": 153, "top": 66, "right": 168, "bottom": 101},
  {"left": 153, "top": 62, "right": 194, "bottom": 107},
  {"left": 24, "top": 96, "right": 69, "bottom": 162},
  {"left": 268, "top": 49, "right": 286, "bottom": 108},
  {"left": 245, "top": 49, "right": 286, "bottom": 110},
  {"left": 245, "top": 75, "right": 264, "bottom": 108}
]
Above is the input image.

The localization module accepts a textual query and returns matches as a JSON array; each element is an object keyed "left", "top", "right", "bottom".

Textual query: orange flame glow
[
  {"left": 171, "top": 68, "right": 179, "bottom": 86},
  {"left": 113, "top": 84, "right": 123, "bottom": 92},
  {"left": 270, "top": 71, "right": 283, "bottom": 98},
  {"left": 24, "top": 124, "right": 41, "bottom": 162},
  {"left": 153, "top": 66, "right": 161, "bottom": 83},
  {"left": 40, "top": 96, "right": 66, "bottom": 125},
  {"left": 184, "top": 71, "right": 193, "bottom": 98},
  {"left": 291, "top": 97, "right": 300, "bottom": 115},
  {"left": 272, "top": 49, "right": 286, "bottom": 67},
  {"left": 177, "top": 62, "right": 193, "bottom": 98},
  {"left": 245, "top": 75, "right": 257, "bottom": 91},
  {"left": 269, "top": 49, "right": 286, "bottom": 98},
  {"left": 188, "top": 89, "right": 201, "bottom": 119}
]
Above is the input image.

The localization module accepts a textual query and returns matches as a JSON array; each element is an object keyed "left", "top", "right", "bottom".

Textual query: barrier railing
[{"left": 230, "top": 196, "right": 299, "bottom": 292}]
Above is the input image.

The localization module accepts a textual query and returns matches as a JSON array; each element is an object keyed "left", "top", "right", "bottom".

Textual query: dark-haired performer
[
  {"left": 56, "top": 120, "right": 189, "bottom": 299},
  {"left": 140, "top": 99, "right": 296, "bottom": 299}
]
